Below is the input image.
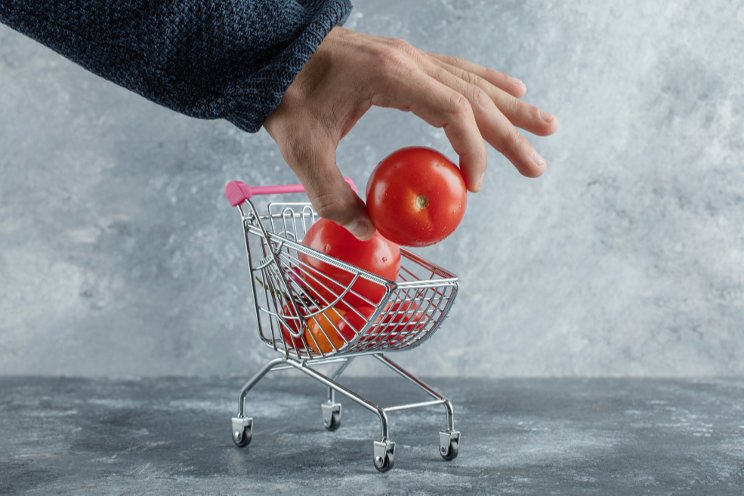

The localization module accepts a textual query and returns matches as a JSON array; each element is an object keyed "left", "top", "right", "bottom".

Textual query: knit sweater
[{"left": 0, "top": 0, "right": 353, "bottom": 133}]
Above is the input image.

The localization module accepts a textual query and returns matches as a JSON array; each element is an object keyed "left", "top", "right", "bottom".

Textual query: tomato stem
[{"left": 416, "top": 195, "right": 429, "bottom": 209}]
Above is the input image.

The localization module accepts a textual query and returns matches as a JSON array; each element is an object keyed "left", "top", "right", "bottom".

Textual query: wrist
[{"left": 265, "top": 27, "right": 345, "bottom": 137}]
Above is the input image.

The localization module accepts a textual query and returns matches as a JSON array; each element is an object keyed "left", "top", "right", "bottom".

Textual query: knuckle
[
  {"left": 470, "top": 86, "right": 489, "bottom": 109},
  {"left": 505, "top": 96, "right": 522, "bottom": 116},
  {"left": 526, "top": 104, "right": 542, "bottom": 121},
  {"left": 442, "top": 54, "right": 463, "bottom": 66},
  {"left": 447, "top": 93, "right": 472, "bottom": 118},
  {"left": 373, "top": 45, "right": 410, "bottom": 70},
  {"left": 313, "top": 193, "right": 350, "bottom": 222},
  {"left": 500, "top": 129, "right": 524, "bottom": 154},
  {"left": 388, "top": 37, "right": 416, "bottom": 55},
  {"left": 459, "top": 68, "right": 479, "bottom": 86}
]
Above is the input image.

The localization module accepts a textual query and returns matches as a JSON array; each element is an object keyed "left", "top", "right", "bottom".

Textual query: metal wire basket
[{"left": 225, "top": 178, "right": 461, "bottom": 472}]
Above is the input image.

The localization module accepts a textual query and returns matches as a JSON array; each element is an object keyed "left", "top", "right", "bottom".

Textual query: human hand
[{"left": 264, "top": 27, "right": 559, "bottom": 240}]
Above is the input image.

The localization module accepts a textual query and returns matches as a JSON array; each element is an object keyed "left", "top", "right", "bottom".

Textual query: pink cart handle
[{"left": 225, "top": 177, "right": 358, "bottom": 207}]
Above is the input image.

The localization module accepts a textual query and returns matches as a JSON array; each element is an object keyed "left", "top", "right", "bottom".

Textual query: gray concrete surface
[
  {"left": 2, "top": 373, "right": 743, "bottom": 495},
  {"left": 1, "top": 0, "right": 744, "bottom": 378}
]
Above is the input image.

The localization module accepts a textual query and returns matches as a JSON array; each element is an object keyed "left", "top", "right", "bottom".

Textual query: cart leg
[
  {"left": 232, "top": 357, "right": 286, "bottom": 448},
  {"left": 321, "top": 358, "right": 354, "bottom": 431},
  {"left": 374, "top": 354, "right": 460, "bottom": 461}
]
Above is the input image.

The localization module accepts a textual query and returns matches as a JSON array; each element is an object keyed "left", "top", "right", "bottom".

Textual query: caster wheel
[
  {"left": 439, "top": 430, "right": 460, "bottom": 461},
  {"left": 373, "top": 440, "right": 395, "bottom": 472},
  {"left": 232, "top": 417, "right": 253, "bottom": 448},
  {"left": 321, "top": 402, "right": 342, "bottom": 431}
]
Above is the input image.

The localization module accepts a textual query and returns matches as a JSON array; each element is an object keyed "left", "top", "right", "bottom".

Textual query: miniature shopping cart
[{"left": 224, "top": 178, "right": 461, "bottom": 472}]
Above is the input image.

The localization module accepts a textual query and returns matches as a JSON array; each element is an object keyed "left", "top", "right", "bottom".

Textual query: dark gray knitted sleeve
[{"left": 0, "top": 0, "right": 353, "bottom": 132}]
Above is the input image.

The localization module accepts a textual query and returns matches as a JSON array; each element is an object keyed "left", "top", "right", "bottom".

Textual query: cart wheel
[
  {"left": 439, "top": 430, "right": 460, "bottom": 461},
  {"left": 373, "top": 440, "right": 395, "bottom": 472},
  {"left": 232, "top": 417, "right": 253, "bottom": 448},
  {"left": 321, "top": 402, "right": 342, "bottom": 431}
]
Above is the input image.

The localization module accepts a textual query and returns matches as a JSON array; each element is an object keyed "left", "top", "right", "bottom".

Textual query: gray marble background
[{"left": 1, "top": 0, "right": 742, "bottom": 377}]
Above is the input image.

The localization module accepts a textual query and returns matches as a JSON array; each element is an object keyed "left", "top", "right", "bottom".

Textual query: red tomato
[
  {"left": 379, "top": 301, "right": 426, "bottom": 343},
  {"left": 280, "top": 302, "right": 308, "bottom": 350},
  {"left": 305, "top": 308, "right": 349, "bottom": 354},
  {"left": 299, "top": 218, "right": 400, "bottom": 310},
  {"left": 305, "top": 306, "right": 374, "bottom": 354},
  {"left": 341, "top": 306, "right": 377, "bottom": 334},
  {"left": 366, "top": 147, "right": 467, "bottom": 247}
]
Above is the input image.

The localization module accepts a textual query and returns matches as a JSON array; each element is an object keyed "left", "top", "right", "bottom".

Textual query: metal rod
[
  {"left": 328, "top": 357, "right": 354, "bottom": 380},
  {"left": 270, "top": 357, "right": 350, "bottom": 372},
  {"left": 382, "top": 399, "right": 445, "bottom": 413},
  {"left": 326, "top": 357, "right": 355, "bottom": 402},
  {"left": 374, "top": 354, "right": 444, "bottom": 400}
]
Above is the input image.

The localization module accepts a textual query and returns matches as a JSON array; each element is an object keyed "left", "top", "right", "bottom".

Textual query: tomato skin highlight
[
  {"left": 299, "top": 218, "right": 400, "bottom": 310},
  {"left": 366, "top": 147, "right": 467, "bottom": 247}
]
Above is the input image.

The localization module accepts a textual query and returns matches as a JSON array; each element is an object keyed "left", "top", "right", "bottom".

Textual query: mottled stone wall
[{"left": 1, "top": 0, "right": 742, "bottom": 377}]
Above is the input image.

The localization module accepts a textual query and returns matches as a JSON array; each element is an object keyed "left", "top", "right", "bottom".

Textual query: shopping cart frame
[{"left": 225, "top": 179, "right": 461, "bottom": 472}]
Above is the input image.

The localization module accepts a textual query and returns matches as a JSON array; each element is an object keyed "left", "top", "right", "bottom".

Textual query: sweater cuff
[{"left": 227, "top": 0, "right": 353, "bottom": 133}]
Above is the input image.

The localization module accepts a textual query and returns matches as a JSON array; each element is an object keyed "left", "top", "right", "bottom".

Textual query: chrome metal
[
  {"left": 382, "top": 399, "right": 445, "bottom": 413},
  {"left": 327, "top": 357, "right": 354, "bottom": 404},
  {"left": 270, "top": 357, "right": 350, "bottom": 373},
  {"left": 228, "top": 192, "right": 463, "bottom": 471}
]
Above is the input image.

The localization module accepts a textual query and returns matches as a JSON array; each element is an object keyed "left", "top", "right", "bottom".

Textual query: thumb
[{"left": 282, "top": 138, "right": 375, "bottom": 241}]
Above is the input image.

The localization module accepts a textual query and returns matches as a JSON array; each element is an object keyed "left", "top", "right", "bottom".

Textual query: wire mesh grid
[{"left": 239, "top": 200, "right": 459, "bottom": 360}]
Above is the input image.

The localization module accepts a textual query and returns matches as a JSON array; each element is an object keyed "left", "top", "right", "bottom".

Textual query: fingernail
[
  {"left": 344, "top": 218, "right": 374, "bottom": 240},
  {"left": 513, "top": 78, "right": 526, "bottom": 91},
  {"left": 540, "top": 110, "right": 555, "bottom": 122},
  {"left": 532, "top": 150, "right": 547, "bottom": 168}
]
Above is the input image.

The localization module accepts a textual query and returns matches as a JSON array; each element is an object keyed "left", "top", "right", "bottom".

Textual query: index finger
[
  {"left": 373, "top": 68, "right": 487, "bottom": 191},
  {"left": 426, "top": 51, "right": 527, "bottom": 98}
]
